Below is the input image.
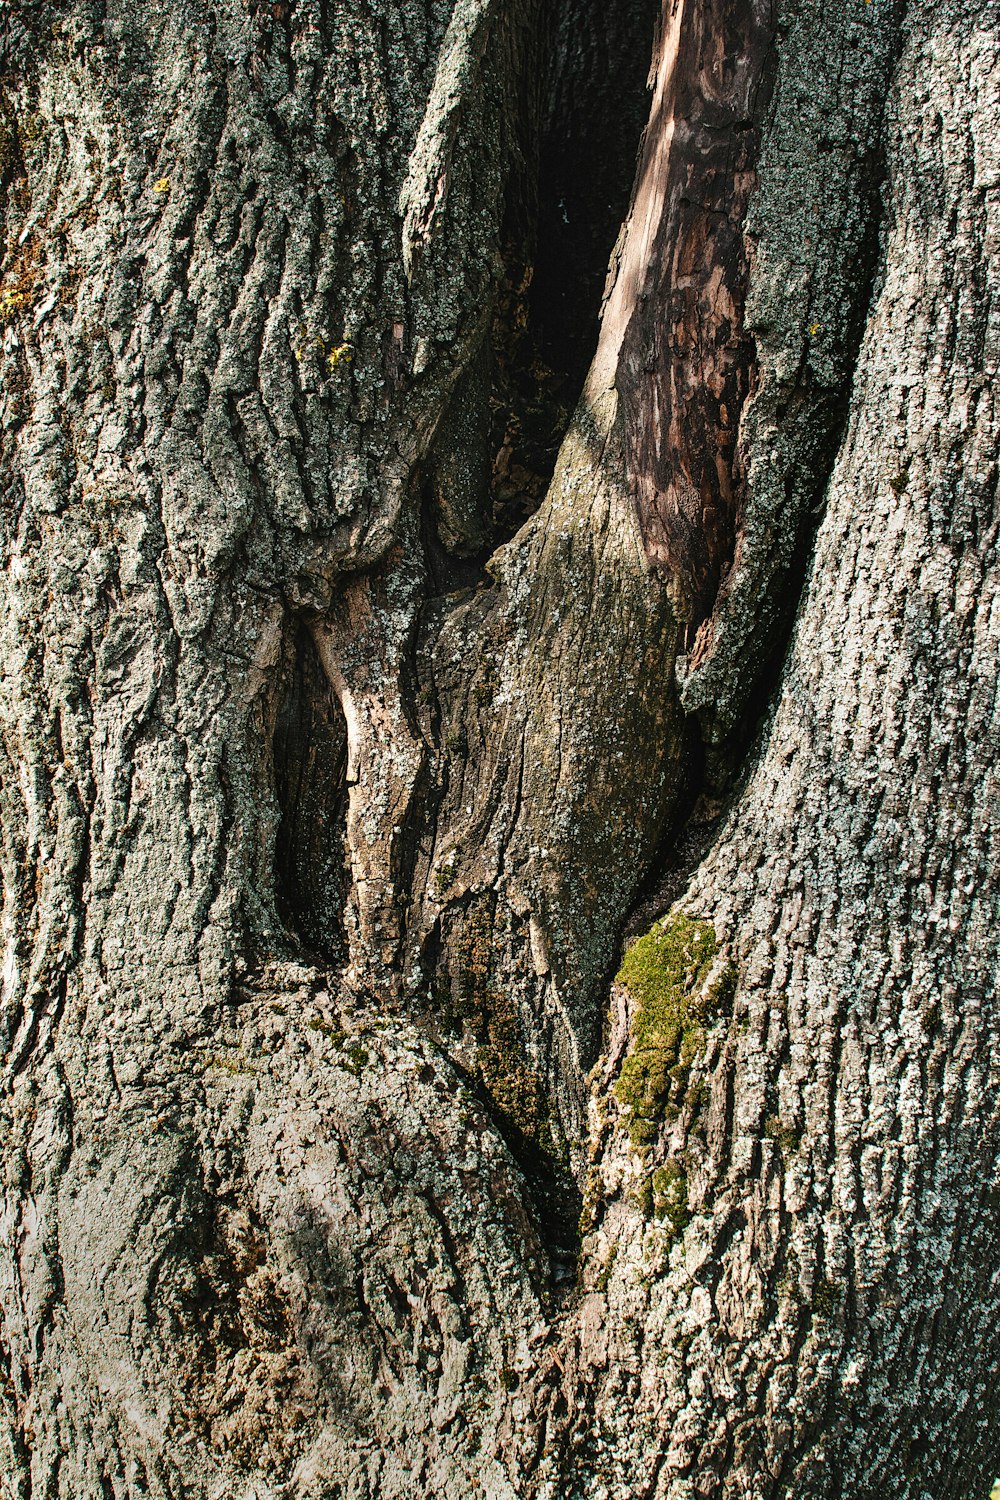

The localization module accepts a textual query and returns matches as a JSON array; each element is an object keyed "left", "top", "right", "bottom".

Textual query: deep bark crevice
[
  {"left": 620, "top": 756, "right": 723, "bottom": 944},
  {"left": 428, "top": 1035, "right": 583, "bottom": 1298},
  {"left": 532, "top": 0, "right": 661, "bottom": 394},
  {"left": 272, "top": 624, "right": 351, "bottom": 965},
  {"left": 422, "top": 0, "right": 660, "bottom": 590},
  {"left": 421, "top": 889, "right": 584, "bottom": 1282}
]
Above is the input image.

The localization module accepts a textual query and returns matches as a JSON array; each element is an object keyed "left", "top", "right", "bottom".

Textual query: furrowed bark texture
[
  {"left": 0, "top": 0, "right": 998, "bottom": 1497},
  {"left": 546, "top": 6, "right": 1000, "bottom": 1497}
]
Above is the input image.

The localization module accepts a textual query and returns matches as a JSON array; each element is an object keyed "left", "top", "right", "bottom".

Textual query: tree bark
[{"left": 0, "top": 1, "right": 998, "bottom": 1497}]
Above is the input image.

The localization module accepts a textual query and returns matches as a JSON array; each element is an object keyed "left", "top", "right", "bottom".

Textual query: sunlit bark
[{"left": 0, "top": 1, "right": 997, "bottom": 1496}]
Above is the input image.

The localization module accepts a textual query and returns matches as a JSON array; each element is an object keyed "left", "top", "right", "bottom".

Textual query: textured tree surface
[{"left": 1, "top": 0, "right": 998, "bottom": 1497}]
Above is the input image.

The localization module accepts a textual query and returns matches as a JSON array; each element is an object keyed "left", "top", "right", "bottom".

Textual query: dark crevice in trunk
[
  {"left": 623, "top": 122, "right": 895, "bottom": 948},
  {"left": 489, "top": 0, "right": 661, "bottom": 537},
  {"left": 429, "top": 1034, "right": 583, "bottom": 1301},
  {"left": 421, "top": 0, "right": 659, "bottom": 592},
  {"left": 272, "top": 624, "right": 350, "bottom": 964},
  {"left": 462, "top": 1059, "right": 582, "bottom": 1300},
  {"left": 618, "top": 716, "right": 724, "bottom": 943},
  {"left": 532, "top": 0, "right": 661, "bottom": 393}
]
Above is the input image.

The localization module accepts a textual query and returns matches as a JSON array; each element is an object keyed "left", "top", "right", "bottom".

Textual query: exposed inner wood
[{"left": 592, "top": 0, "right": 775, "bottom": 631}]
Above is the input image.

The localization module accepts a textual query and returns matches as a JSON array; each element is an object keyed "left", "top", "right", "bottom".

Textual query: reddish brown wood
[{"left": 609, "top": 0, "right": 775, "bottom": 633}]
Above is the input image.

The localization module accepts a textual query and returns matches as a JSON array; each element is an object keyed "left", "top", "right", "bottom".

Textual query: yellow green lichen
[{"left": 614, "top": 912, "right": 734, "bottom": 1148}]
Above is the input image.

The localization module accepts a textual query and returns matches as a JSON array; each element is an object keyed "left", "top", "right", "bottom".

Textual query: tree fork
[{"left": 1, "top": 1, "right": 998, "bottom": 1498}]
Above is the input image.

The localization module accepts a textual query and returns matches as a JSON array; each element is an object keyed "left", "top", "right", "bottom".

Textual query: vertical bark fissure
[
  {"left": 676, "top": 0, "right": 910, "bottom": 746},
  {"left": 272, "top": 622, "right": 350, "bottom": 963}
]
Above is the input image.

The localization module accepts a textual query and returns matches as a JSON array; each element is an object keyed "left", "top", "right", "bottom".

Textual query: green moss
[
  {"left": 204, "top": 1051, "right": 260, "bottom": 1077},
  {"left": 594, "top": 1241, "right": 618, "bottom": 1291},
  {"left": 578, "top": 1166, "right": 603, "bottom": 1237},
  {"left": 0, "top": 232, "right": 42, "bottom": 326},
  {"left": 432, "top": 858, "right": 457, "bottom": 897},
  {"left": 340, "top": 1043, "right": 369, "bottom": 1076},
  {"left": 306, "top": 1018, "right": 368, "bottom": 1074},
  {"left": 307, "top": 1017, "right": 347, "bottom": 1045},
  {"left": 617, "top": 913, "right": 717, "bottom": 1020},
  {"left": 614, "top": 913, "right": 733, "bottom": 1148},
  {"left": 0, "top": 121, "right": 14, "bottom": 181},
  {"left": 635, "top": 1160, "right": 690, "bottom": 1239},
  {"left": 687, "top": 1080, "right": 709, "bottom": 1139}
]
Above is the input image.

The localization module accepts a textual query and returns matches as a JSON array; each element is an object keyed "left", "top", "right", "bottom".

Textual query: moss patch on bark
[
  {"left": 615, "top": 912, "right": 734, "bottom": 1148},
  {"left": 636, "top": 1160, "right": 691, "bottom": 1238}
]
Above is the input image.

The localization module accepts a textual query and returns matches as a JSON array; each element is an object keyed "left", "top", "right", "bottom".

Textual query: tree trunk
[{"left": 1, "top": 1, "right": 997, "bottom": 1497}]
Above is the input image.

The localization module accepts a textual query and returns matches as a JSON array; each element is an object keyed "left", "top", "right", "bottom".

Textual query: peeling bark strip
[{"left": 610, "top": 0, "right": 775, "bottom": 628}]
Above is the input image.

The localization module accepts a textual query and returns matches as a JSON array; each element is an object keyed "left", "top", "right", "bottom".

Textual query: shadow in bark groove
[
  {"left": 692, "top": 134, "right": 895, "bottom": 789},
  {"left": 420, "top": 886, "right": 585, "bottom": 1287},
  {"left": 422, "top": 0, "right": 661, "bottom": 598},
  {"left": 533, "top": 0, "right": 661, "bottom": 393},
  {"left": 272, "top": 623, "right": 351, "bottom": 964},
  {"left": 431, "top": 1040, "right": 583, "bottom": 1298}
]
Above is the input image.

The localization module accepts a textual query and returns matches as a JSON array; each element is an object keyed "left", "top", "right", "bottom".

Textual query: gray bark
[{"left": 0, "top": 1, "right": 997, "bottom": 1497}]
